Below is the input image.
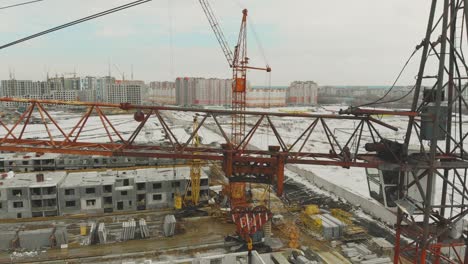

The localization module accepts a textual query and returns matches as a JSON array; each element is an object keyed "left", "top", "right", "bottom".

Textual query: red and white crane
[{"left": 198, "top": 0, "right": 271, "bottom": 147}]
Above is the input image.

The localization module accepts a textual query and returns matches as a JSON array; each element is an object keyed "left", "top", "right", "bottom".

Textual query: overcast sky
[{"left": 0, "top": 0, "right": 433, "bottom": 86}]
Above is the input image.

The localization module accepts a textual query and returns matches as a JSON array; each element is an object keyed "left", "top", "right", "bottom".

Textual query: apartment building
[
  {"left": 80, "top": 76, "right": 98, "bottom": 91},
  {"left": 246, "top": 87, "right": 287, "bottom": 107},
  {"left": 147, "top": 81, "right": 176, "bottom": 105},
  {"left": 286, "top": 81, "right": 319, "bottom": 106},
  {"left": 0, "top": 171, "right": 66, "bottom": 219},
  {"left": 104, "top": 82, "right": 144, "bottom": 105},
  {"left": 0, "top": 167, "right": 209, "bottom": 219},
  {"left": 0, "top": 152, "right": 164, "bottom": 173},
  {"left": 0, "top": 80, "right": 62, "bottom": 107},
  {"left": 96, "top": 76, "right": 116, "bottom": 101},
  {"left": 48, "top": 76, "right": 81, "bottom": 91},
  {"left": 175, "top": 77, "right": 232, "bottom": 106}
]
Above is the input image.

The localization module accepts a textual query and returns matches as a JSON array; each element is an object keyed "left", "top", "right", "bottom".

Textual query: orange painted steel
[{"left": 0, "top": 98, "right": 420, "bottom": 196}]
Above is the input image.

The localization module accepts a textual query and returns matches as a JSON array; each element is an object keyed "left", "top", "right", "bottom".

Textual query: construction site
[{"left": 0, "top": 0, "right": 468, "bottom": 263}]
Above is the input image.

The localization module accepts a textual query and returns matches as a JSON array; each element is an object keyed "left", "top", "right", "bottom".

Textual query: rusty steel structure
[
  {"left": 0, "top": 0, "right": 468, "bottom": 262},
  {"left": 392, "top": 0, "right": 468, "bottom": 262},
  {"left": 0, "top": 97, "right": 412, "bottom": 196},
  {"left": 343, "top": 0, "right": 468, "bottom": 263}
]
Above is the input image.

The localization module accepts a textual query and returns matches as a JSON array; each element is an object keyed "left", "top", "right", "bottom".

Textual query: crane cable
[
  {"left": 0, "top": 0, "right": 44, "bottom": 10},
  {"left": 355, "top": 45, "right": 422, "bottom": 108},
  {"left": 0, "top": 0, "right": 152, "bottom": 51},
  {"left": 359, "top": 45, "right": 436, "bottom": 107}
]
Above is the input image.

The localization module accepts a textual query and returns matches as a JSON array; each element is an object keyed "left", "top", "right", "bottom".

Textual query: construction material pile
[
  {"left": 341, "top": 242, "right": 392, "bottom": 264},
  {"left": 121, "top": 219, "right": 136, "bottom": 241},
  {"left": 139, "top": 219, "right": 150, "bottom": 238}
]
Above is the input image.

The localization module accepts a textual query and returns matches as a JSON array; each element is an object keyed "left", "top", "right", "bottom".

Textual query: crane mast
[
  {"left": 199, "top": 1, "right": 270, "bottom": 147},
  {"left": 231, "top": 9, "right": 248, "bottom": 146},
  {"left": 184, "top": 116, "right": 202, "bottom": 206}
]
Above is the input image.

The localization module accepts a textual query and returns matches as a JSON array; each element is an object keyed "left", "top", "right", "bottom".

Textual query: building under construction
[
  {"left": 1, "top": 0, "right": 468, "bottom": 263},
  {"left": 0, "top": 167, "right": 210, "bottom": 220}
]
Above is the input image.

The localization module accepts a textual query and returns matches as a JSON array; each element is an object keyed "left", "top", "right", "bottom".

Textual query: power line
[
  {"left": 0, "top": 0, "right": 152, "bottom": 50},
  {"left": 0, "top": 0, "right": 44, "bottom": 10}
]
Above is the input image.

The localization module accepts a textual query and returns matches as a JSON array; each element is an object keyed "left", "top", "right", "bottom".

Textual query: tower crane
[
  {"left": 6, "top": 0, "right": 468, "bottom": 261},
  {"left": 198, "top": 0, "right": 271, "bottom": 147},
  {"left": 184, "top": 115, "right": 202, "bottom": 206},
  {"left": 199, "top": 1, "right": 272, "bottom": 246}
]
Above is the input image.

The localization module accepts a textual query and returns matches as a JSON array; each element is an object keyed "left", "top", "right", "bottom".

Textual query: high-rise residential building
[
  {"left": 51, "top": 90, "right": 80, "bottom": 101},
  {"left": 0, "top": 76, "right": 146, "bottom": 108},
  {"left": 147, "top": 81, "right": 176, "bottom": 105},
  {"left": 80, "top": 76, "right": 97, "bottom": 91},
  {"left": 246, "top": 87, "right": 287, "bottom": 107},
  {"left": 105, "top": 82, "right": 144, "bottom": 105},
  {"left": 47, "top": 77, "right": 81, "bottom": 91},
  {"left": 149, "top": 81, "right": 175, "bottom": 90},
  {"left": 0, "top": 80, "right": 58, "bottom": 97},
  {"left": 0, "top": 80, "right": 63, "bottom": 107},
  {"left": 175, "top": 77, "right": 232, "bottom": 106},
  {"left": 286, "top": 81, "right": 319, "bottom": 106},
  {"left": 96, "top": 76, "right": 116, "bottom": 101}
]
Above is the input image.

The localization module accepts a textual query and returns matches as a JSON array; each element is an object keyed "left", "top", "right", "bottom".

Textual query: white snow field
[{"left": 1, "top": 105, "right": 467, "bottom": 208}]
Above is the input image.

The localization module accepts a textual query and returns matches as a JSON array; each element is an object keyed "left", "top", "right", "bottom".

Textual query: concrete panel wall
[
  {"left": 0, "top": 231, "right": 16, "bottom": 249},
  {"left": 80, "top": 185, "right": 102, "bottom": 197},
  {"left": 286, "top": 165, "right": 396, "bottom": 225},
  {"left": 18, "top": 226, "right": 67, "bottom": 250},
  {"left": 19, "top": 229, "right": 52, "bottom": 250},
  {"left": 80, "top": 197, "right": 103, "bottom": 214}
]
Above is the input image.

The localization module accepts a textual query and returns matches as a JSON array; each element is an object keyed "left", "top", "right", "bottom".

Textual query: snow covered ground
[{"left": 1, "top": 105, "right": 467, "bottom": 207}]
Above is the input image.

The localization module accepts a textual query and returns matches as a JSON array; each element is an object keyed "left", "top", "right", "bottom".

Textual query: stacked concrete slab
[
  {"left": 370, "top": 237, "right": 394, "bottom": 257},
  {"left": 121, "top": 219, "right": 136, "bottom": 241},
  {"left": 139, "top": 218, "right": 150, "bottom": 238},
  {"left": 83, "top": 222, "right": 98, "bottom": 246},
  {"left": 98, "top": 223, "right": 107, "bottom": 244},
  {"left": 163, "top": 215, "right": 176, "bottom": 237},
  {"left": 341, "top": 242, "right": 392, "bottom": 264},
  {"left": 313, "top": 214, "right": 346, "bottom": 240}
]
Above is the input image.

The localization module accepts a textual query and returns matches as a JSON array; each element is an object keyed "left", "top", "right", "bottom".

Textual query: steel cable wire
[
  {"left": 0, "top": 0, "right": 43, "bottom": 10},
  {"left": 0, "top": 0, "right": 152, "bottom": 50}
]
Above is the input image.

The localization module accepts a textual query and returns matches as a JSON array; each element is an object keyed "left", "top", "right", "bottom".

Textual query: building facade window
[
  {"left": 86, "top": 199, "right": 96, "bottom": 206},
  {"left": 65, "top": 189, "right": 75, "bottom": 196},
  {"left": 12, "top": 189, "right": 22, "bottom": 196}
]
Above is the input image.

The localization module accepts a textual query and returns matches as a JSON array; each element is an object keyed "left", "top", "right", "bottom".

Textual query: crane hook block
[{"left": 134, "top": 110, "right": 145, "bottom": 122}]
